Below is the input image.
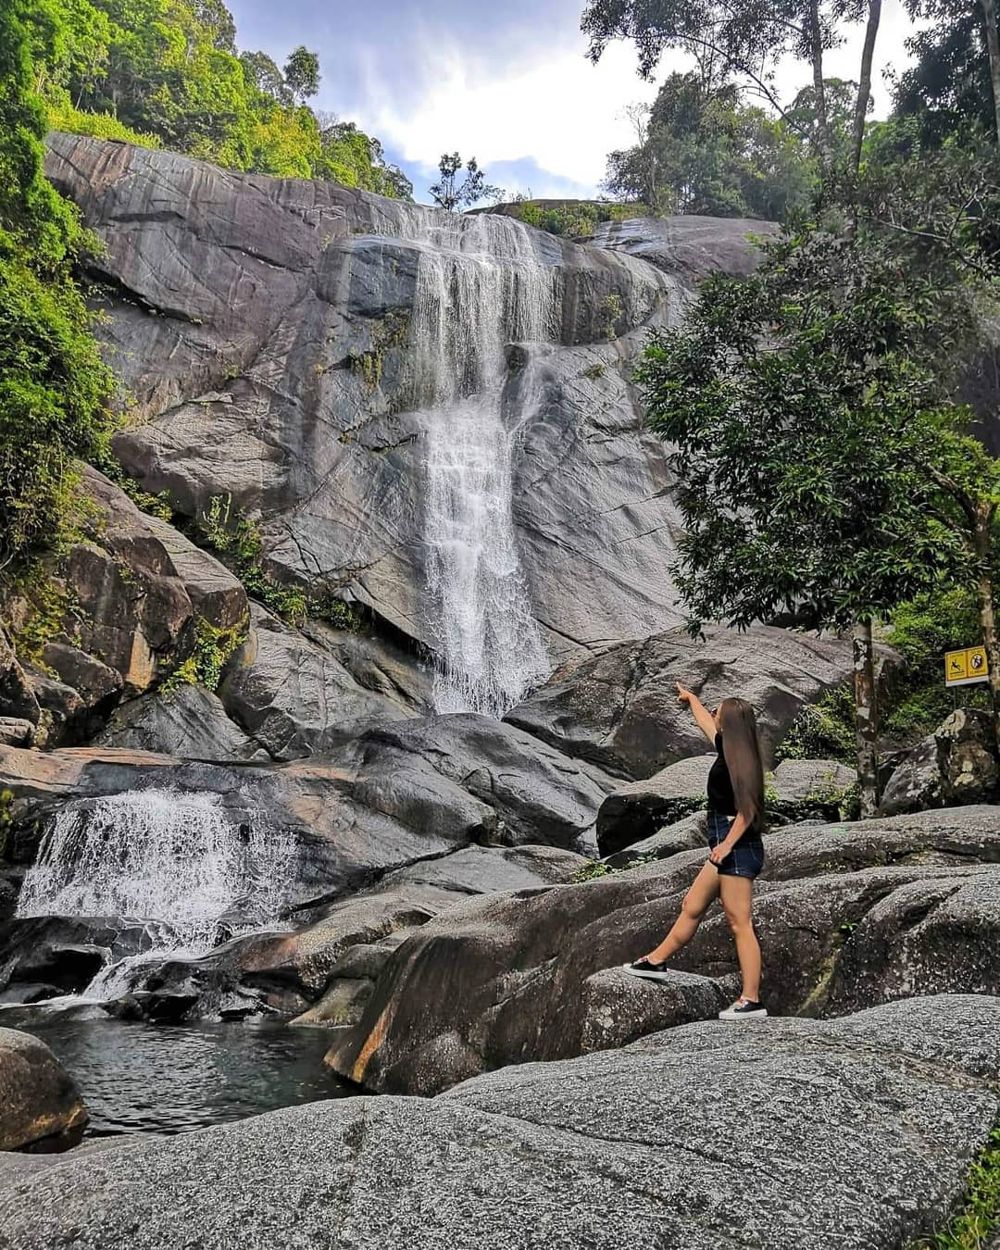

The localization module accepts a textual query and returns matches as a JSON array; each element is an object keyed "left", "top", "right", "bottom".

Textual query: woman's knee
[
  {"left": 680, "top": 892, "right": 707, "bottom": 923},
  {"left": 722, "top": 905, "right": 754, "bottom": 935}
]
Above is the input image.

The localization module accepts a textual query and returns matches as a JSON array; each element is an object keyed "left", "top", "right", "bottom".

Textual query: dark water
[{"left": 3, "top": 1010, "right": 352, "bottom": 1137}]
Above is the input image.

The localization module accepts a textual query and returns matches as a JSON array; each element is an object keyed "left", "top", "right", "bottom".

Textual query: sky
[{"left": 226, "top": 0, "right": 925, "bottom": 204}]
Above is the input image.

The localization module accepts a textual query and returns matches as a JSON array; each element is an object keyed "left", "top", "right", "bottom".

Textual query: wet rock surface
[
  {"left": 0, "top": 1027, "right": 88, "bottom": 1152},
  {"left": 0, "top": 997, "right": 997, "bottom": 1250}
]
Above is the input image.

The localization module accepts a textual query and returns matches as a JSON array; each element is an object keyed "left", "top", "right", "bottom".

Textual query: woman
[{"left": 624, "top": 683, "right": 768, "bottom": 1020}]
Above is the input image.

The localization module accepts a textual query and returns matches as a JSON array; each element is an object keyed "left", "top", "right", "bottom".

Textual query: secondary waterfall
[
  {"left": 397, "top": 212, "right": 554, "bottom": 715},
  {"left": 16, "top": 788, "right": 294, "bottom": 997}
]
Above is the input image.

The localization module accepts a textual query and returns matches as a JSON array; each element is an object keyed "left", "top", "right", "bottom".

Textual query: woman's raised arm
[{"left": 676, "top": 682, "right": 718, "bottom": 744}]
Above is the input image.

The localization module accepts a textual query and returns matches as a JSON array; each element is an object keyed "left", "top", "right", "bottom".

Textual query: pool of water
[{"left": 2, "top": 1009, "right": 352, "bottom": 1137}]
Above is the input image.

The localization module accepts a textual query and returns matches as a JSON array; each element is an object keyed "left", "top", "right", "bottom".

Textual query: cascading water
[
  {"left": 16, "top": 788, "right": 294, "bottom": 998},
  {"left": 393, "top": 212, "right": 555, "bottom": 715}
]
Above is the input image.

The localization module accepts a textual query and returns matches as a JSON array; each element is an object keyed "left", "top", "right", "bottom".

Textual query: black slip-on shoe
[
  {"left": 719, "top": 997, "right": 768, "bottom": 1020},
  {"left": 623, "top": 957, "right": 672, "bottom": 982}
]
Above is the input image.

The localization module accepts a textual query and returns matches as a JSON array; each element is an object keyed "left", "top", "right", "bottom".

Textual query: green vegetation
[
  {"left": 162, "top": 614, "right": 245, "bottom": 693},
  {"left": 194, "top": 496, "right": 361, "bottom": 632},
  {"left": 194, "top": 496, "right": 308, "bottom": 625},
  {"left": 0, "top": 0, "right": 116, "bottom": 573},
  {"left": 604, "top": 72, "right": 818, "bottom": 219},
  {"left": 430, "top": 153, "right": 503, "bottom": 211},
  {"left": 0, "top": 789, "right": 13, "bottom": 862},
  {"left": 776, "top": 688, "right": 857, "bottom": 765},
  {"left": 512, "top": 198, "right": 645, "bottom": 238},
  {"left": 27, "top": 0, "right": 411, "bottom": 195},
  {"left": 911, "top": 1127, "right": 1000, "bottom": 1249}
]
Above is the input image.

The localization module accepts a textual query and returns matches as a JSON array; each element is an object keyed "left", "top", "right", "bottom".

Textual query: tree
[
  {"left": 282, "top": 45, "right": 319, "bottom": 104},
  {"left": 900, "top": 0, "right": 1000, "bottom": 146},
  {"left": 581, "top": 0, "right": 839, "bottom": 158},
  {"left": 240, "top": 50, "right": 290, "bottom": 104},
  {"left": 634, "top": 228, "right": 984, "bottom": 812},
  {"left": 604, "top": 72, "right": 815, "bottom": 219},
  {"left": 429, "top": 153, "right": 504, "bottom": 211},
  {"left": 0, "top": 0, "right": 114, "bottom": 569}
]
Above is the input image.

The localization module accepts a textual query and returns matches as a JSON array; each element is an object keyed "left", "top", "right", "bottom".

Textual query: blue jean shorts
[{"left": 707, "top": 811, "right": 765, "bottom": 880}]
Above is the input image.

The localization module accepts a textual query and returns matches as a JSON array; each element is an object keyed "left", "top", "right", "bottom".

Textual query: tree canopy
[{"left": 27, "top": 0, "right": 412, "bottom": 196}]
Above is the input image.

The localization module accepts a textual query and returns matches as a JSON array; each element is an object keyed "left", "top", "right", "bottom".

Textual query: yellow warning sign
[{"left": 945, "top": 645, "right": 990, "bottom": 687}]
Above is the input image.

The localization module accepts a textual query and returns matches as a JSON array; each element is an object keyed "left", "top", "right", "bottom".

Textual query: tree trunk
[
  {"left": 980, "top": 0, "right": 1000, "bottom": 147},
  {"left": 853, "top": 619, "right": 879, "bottom": 818},
  {"left": 972, "top": 503, "right": 1000, "bottom": 748},
  {"left": 809, "top": 0, "right": 830, "bottom": 167},
  {"left": 851, "top": 0, "right": 883, "bottom": 174}
]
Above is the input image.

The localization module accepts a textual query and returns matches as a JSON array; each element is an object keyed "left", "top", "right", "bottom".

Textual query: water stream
[
  {"left": 392, "top": 213, "right": 555, "bottom": 715},
  {"left": 15, "top": 789, "right": 295, "bottom": 998}
]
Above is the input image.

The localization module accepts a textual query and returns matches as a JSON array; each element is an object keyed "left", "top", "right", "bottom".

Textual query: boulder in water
[{"left": 0, "top": 1027, "right": 87, "bottom": 1152}]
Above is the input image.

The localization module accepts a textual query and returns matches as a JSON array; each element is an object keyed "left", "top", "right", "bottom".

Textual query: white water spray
[
  {"left": 16, "top": 788, "right": 294, "bottom": 997},
  {"left": 392, "top": 212, "right": 556, "bottom": 714}
]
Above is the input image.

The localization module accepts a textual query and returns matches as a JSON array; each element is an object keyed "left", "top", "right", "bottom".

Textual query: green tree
[
  {"left": 605, "top": 72, "right": 815, "bottom": 219},
  {"left": 430, "top": 153, "right": 504, "bottom": 211},
  {"left": 283, "top": 45, "right": 319, "bottom": 104},
  {"left": 583, "top": 0, "right": 886, "bottom": 175},
  {"left": 240, "top": 50, "right": 290, "bottom": 104},
  {"left": 898, "top": 0, "right": 1000, "bottom": 147},
  {"left": 0, "top": 0, "right": 114, "bottom": 569},
  {"left": 635, "top": 220, "right": 997, "bottom": 811}
]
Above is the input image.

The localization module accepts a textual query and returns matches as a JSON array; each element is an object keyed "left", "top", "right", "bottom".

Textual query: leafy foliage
[
  {"left": 28, "top": 0, "right": 411, "bottom": 195},
  {"left": 636, "top": 225, "right": 977, "bottom": 634},
  {"left": 604, "top": 72, "right": 816, "bottom": 219},
  {"left": 430, "top": 153, "right": 504, "bottom": 211},
  {"left": 0, "top": 0, "right": 115, "bottom": 571}
]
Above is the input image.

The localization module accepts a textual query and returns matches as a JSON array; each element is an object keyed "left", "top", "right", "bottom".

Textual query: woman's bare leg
[
  {"left": 718, "top": 875, "right": 762, "bottom": 1001},
  {"left": 645, "top": 863, "right": 720, "bottom": 964}
]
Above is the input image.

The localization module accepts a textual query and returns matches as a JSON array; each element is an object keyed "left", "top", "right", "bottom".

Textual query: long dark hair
[{"left": 719, "top": 698, "right": 765, "bottom": 831}]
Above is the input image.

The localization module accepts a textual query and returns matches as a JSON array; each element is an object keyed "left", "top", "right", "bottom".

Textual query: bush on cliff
[{"left": 0, "top": 0, "right": 114, "bottom": 571}]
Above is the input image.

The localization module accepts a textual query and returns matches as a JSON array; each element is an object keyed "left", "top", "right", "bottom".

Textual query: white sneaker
[{"left": 719, "top": 997, "right": 768, "bottom": 1020}]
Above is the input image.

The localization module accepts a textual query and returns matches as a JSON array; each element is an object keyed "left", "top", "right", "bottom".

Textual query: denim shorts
[{"left": 707, "top": 811, "right": 765, "bottom": 880}]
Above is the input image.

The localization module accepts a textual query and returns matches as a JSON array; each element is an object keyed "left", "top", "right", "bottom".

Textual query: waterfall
[
  {"left": 395, "top": 212, "right": 555, "bottom": 715},
  {"left": 16, "top": 789, "right": 294, "bottom": 998}
]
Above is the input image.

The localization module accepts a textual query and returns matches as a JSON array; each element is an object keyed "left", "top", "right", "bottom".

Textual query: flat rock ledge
[{"left": 0, "top": 996, "right": 997, "bottom": 1250}]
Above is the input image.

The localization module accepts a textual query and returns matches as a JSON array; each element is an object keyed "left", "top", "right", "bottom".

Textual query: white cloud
[
  {"left": 350, "top": 2, "right": 923, "bottom": 198},
  {"left": 354, "top": 36, "right": 665, "bottom": 195}
]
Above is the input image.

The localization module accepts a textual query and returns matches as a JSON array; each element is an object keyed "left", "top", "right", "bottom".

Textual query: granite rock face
[
  {"left": 506, "top": 625, "right": 854, "bottom": 780},
  {"left": 880, "top": 708, "right": 999, "bottom": 816},
  {"left": 0, "top": 1028, "right": 87, "bottom": 1151},
  {"left": 43, "top": 133, "right": 696, "bottom": 663},
  {"left": 0, "top": 997, "right": 998, "bottom": 1250},
  {"left": 329, "top": 805, "right": 1000, "bottom": 1095}
]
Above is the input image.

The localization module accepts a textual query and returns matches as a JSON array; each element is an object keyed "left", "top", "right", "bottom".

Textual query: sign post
[{"left": 944, "top": 645, "right": 990, "bottom": 689}]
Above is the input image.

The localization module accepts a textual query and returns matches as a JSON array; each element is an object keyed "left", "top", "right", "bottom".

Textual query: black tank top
[{"left": 707, "top": 732, "right": 736, "bottom": 814}]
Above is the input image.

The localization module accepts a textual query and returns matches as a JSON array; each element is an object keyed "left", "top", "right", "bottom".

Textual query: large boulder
[
  {"left": 507, "top": 625, "right": 854, "bottom": 780},
  {"left": 95, "top": 683, "right": 263, "bottom": 761},
  {"left": 0, "top": 1028, "right": 87, "bottom": 1151},
  {"left": 596, "top": 754, "right": 714, "bottom": 854},
  {"left": 0, "top": 997, "right": 998, "bottom": 1249},
  {"left": 217, "top": 605, "right": 416, "bottom": 759},
  {"left": 879, "top": 708, "right": 999, "bottom": 816},
  {"left": 328, "top": 805, "right": 1000, "bottom": 1095},
  {"left": 0, "top": 626, "right": 39, "bottom": 730},
  {"left": 588, "top": 213, "right": 778, "bottom": 282}
]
